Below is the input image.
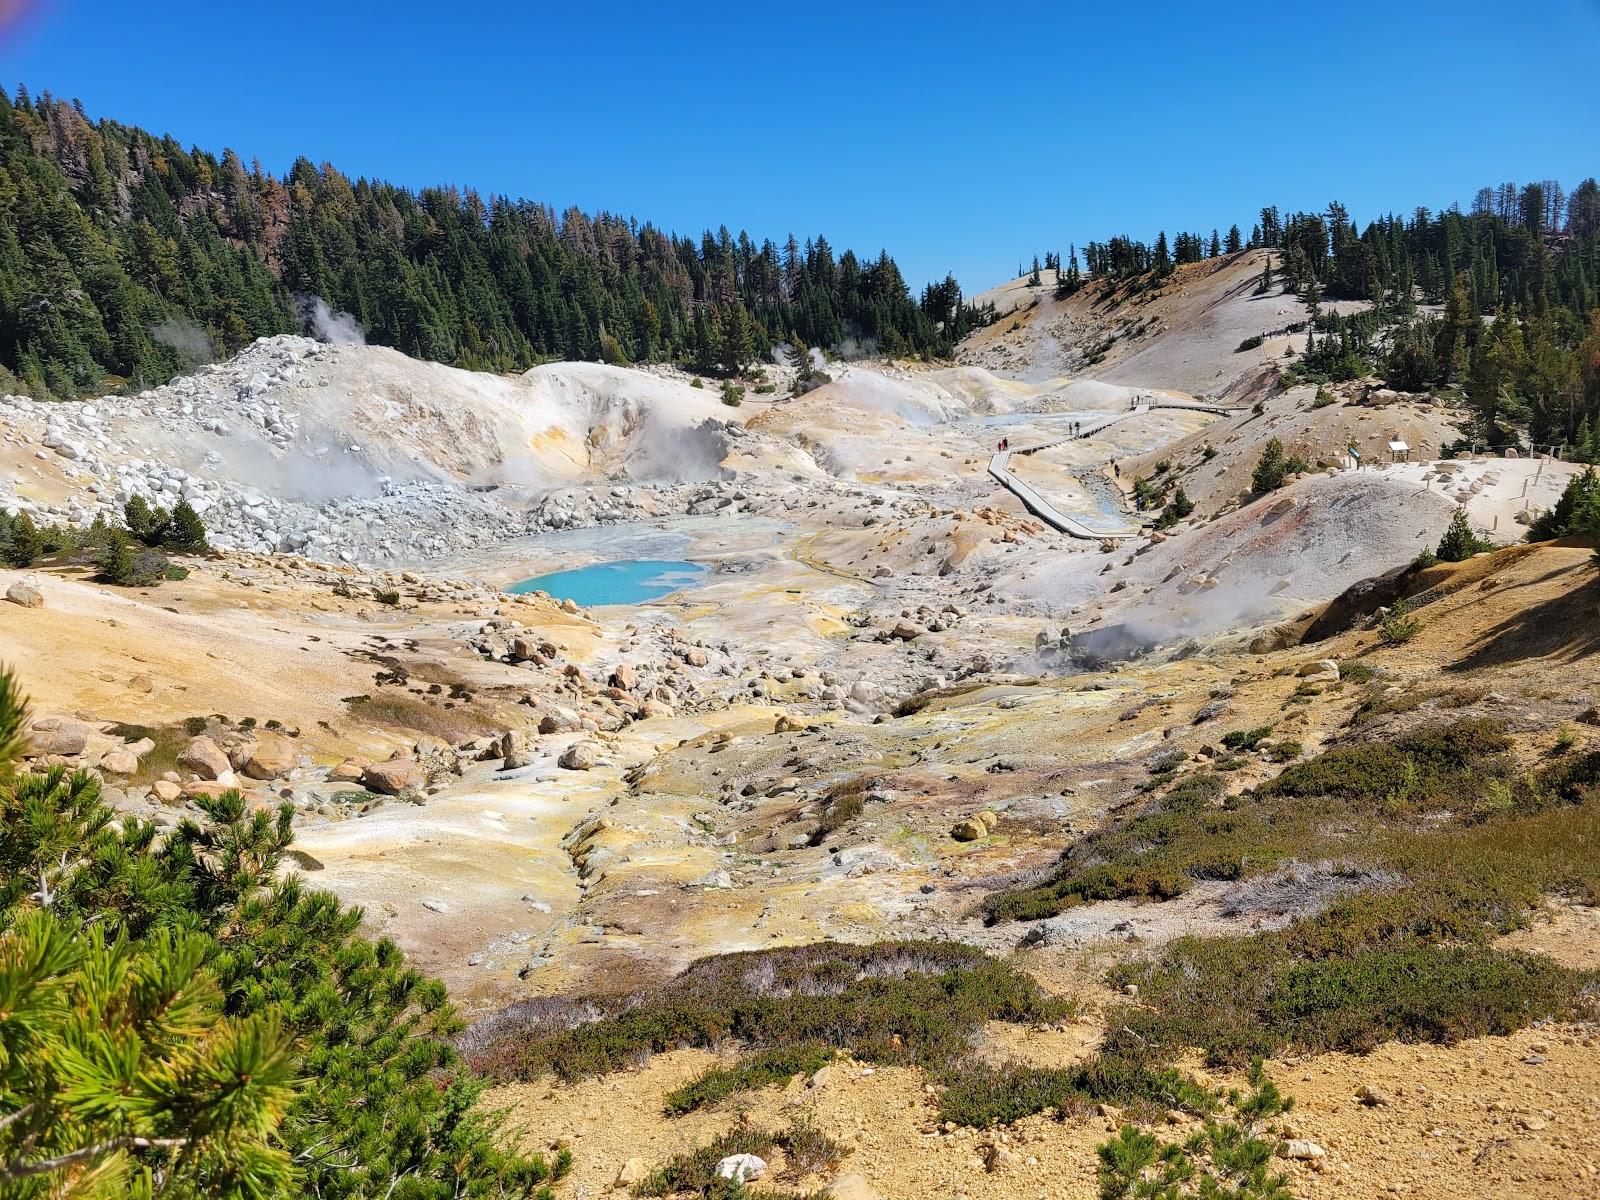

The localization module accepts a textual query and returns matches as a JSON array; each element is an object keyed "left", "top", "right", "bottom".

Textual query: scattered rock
[
  {"left": 950, "top": 817, "right": 987, "bottom": 842},
  {"left": 1357, "top": 1084, "right": 1393, "bottom": 1107},
  {"left": 714, "top": 1154, "right": 766, "bottom": 1183},
  {"left": 613, "top": 1158, "right": 648, "bottom": 1190},
  {"left": 1280, "top": 1140, "right": 1326, "bottom": 1160},
  {"left": 177, "top": 736, "right": 231, "bottom": 780},
  {"left": 5, "top": 581, "right": 43, "bottom": 608},
  {"left": 362, "top": 758, "right": 424, "bottom": 795},
  {"left": 28, "top": 721, "right": 87, "bottom": 757},
  {"left": 558, "top": 741, "right": 599, "bottom": 770},
  {"left": 99, "top": 750, "right": 140, "bottom": 776},
  {"left": 499, "top": 730, "right": 535, "bottom": 769},
  {"left": 241, "top": 733, "right": 297, "bottom": 780},
  {"left": 328, "top": 758, "right": 368, "bottom": 783}
]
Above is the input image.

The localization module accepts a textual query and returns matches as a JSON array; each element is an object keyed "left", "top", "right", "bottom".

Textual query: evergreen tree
[
  {"left": 165, "top": 500, "right": 209, "bottom": 553},
  {"left": 1251, "top": 438, "right": 1290, "bottom": 493},
  {"left": 5, "top": 511, "right": 42, "bottom": 567},
  {"left": 96, "top": 528, "right": 138, "bottom": 585},
  {"left": 0, "top": 668, "right": 570, "bottom": 1199},
  {"left": 1436, "top": 507, "right": 1493, "bottom": 561}
]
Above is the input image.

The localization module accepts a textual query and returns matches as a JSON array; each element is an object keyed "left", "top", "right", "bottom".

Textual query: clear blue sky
[{"left": 3, "top": 0, "right": 1598, "bottom": 292}]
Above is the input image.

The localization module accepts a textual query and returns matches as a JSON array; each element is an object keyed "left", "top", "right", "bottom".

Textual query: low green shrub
[
  {"left": 1221, "top": 725, "right": 1274, "bottom": 752},
  {"left": 470, "top": 941, "right": 1071, "bottom": 1086},
  {"left": 664, "top": 1044, "right": 833, "bottom": 1115}
]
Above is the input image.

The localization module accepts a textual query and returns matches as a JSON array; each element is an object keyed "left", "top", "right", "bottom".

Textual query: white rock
[{"left": 714, "top": 1154, "right": 766, "bottom": 1183}]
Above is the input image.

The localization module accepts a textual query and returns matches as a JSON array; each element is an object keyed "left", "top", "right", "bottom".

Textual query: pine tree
[
  {"left": 1436, "top": 507, "right": 1493, "bottom": 561},
  {"left": 97, "top": 529, "right": 138, "bottom": 585},
  {"left": 5, "top": 512, "right": 42, "bottom": 567},
  {"left": 1256, "top": 253, "right": 1274, "bottom": 295},
  {"left": 0, "top": 667, "right": 571, "bottom": 1199},
  {"left": 166, "top": 500, "right": 209, "bottom": 553},
  {"left": 1251, "top": 438, "right": 1290, "bottom": 493},
  {"left": 1226, "top": 224, "right": 1243, "bottom": 254}
]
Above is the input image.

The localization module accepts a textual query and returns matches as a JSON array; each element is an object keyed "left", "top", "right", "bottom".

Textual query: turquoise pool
[{"left": 507, "top": 559, "right": 709, "bottom": 606}]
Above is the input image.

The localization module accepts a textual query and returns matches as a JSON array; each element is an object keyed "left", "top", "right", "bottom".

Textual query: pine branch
[{"left": 1, "top": 1135, "right": 192, "bottom": 1181}]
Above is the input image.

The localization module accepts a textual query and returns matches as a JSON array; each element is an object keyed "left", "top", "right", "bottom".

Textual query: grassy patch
[
  {"left": 664, "top": 1044, "right": 834, "bottom": 1115},
  {"left": 808, "top": 782, "right": 867, "bottom": 846},
  {"left": 965, "top": 723, "right": 1600, "bottom": 1126},
  {"left": 469, "top": 941, "right": 1072, "bottom": 1091},
  {"left": 344, "top": 690, "right": 497, "bottom": 742}
]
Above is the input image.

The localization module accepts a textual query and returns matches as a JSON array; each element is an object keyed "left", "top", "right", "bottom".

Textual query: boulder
[
  {"left": 558, "top": 741, "right": 599, "bottom": 771},
  {"left": 178, "top": 736, "right": 231, "bottom": 781},
  {"left": 714, "top": 1154, "right": 766, "bottom": 1183},
  {"left": 538, "top": 706, "right": 582, "bottom": 735},
  {"left": 950, "top": 817, "right": 987, "bottom": 842},
  {"left": 1280, "top": 1139, "right": 1326, "bottom": 1160},
  {"left": 328, "top": 758, "right": 368, "bottom": 783},
  {"left": 499, "top": 730, "right": 535, "bottom": 770},
  {"left": 890, "top": 621, "right": 924, "bottom": 641},
  {"left": 613, "top": 1158, "right": 648, "bottom": 1190},
  {"left": 28, "top": 722, "right": 87, "bottom": 757},
  {"left": 241, "top": 733, "right": 297, "bottom": 780},
  {"left": 99, "top": 750, "right": 140, "bottom": 776},
  {"left": 1296, "top": 659, "right": 1340, "bottom": 683},
  {"left": 609, "top": 663, "right": 639, "bottom": 691},
  {"left": 362, "top": 758, "right": 423, "bottom": 796},
  {"left": 150, "top": 779, "right": 182, "bottom": 803},
  {"left": 5, "top": 581, "right": 43, "bottom": 608}
]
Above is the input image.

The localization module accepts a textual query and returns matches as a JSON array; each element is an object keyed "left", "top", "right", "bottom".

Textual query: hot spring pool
[{"left": 507, "top": 559, "right": 709, "bottom": 606}]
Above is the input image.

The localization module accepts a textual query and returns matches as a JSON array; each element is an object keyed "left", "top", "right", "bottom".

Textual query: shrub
[
  {"left": 1236, "top": 335, "right": 1264, "bottom": 352},
  {"left": 808, "top": 784, "right": 867, "bottom": 846},
  {"left": 1528, "top": 465, "right": 1600, "bottom": 541},
  {"left": 663, "top": 1044, "right": 833, "bottom": 1115},
  {"left": 776, "top": 1115, "right": 843, "bottom": 1177},
  {"left": 1379, "top": 598, "right": 1421, "bottom": 644},
  {"left": 1311, "top": 386, "right": 1335, "bottom": 408},
  {"left": 96, "top": 528, "right": 141, "bottom": 585},
  {"left": 2, "top": 511, "right": 43, "bottom": 567},
  {"left": 1436, "top": 508, "right": 1493, "bottom": 562},
  {"left": 720, "top": 380, "right": 744, "bottom": 407},
  {"left": 635, "top": 1124, "right": 775, "bottom": 1197},
  {"left": 1265, "top": 740, "right": 1302, "bottom": 763},
  {"left": 374, "top": 588, "right": 401, "bottom": 606},
  {"left": 1221, "top": 725, "right": 1274, "bottom": 752},
  {"left": 469, "top": 941, "right": 1069, "bottom": 1087}
]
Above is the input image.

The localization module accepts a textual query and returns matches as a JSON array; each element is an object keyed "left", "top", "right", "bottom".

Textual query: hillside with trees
[
  {"left": 0, "top": 87, "right": 992, "bottom": 399},
  {"left": 1020, "top": 179, "right": 1599, "bottom": 453}
]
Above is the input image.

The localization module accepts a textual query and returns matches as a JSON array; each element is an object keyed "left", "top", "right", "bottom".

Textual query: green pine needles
[{"left": 0, "top": 667, "right": 568, "bottom": 1199}]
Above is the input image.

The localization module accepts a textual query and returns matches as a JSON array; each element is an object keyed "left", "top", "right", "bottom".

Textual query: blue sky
[{"left": 3, "top": 0, "right": 1598, "bottom": 292}]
